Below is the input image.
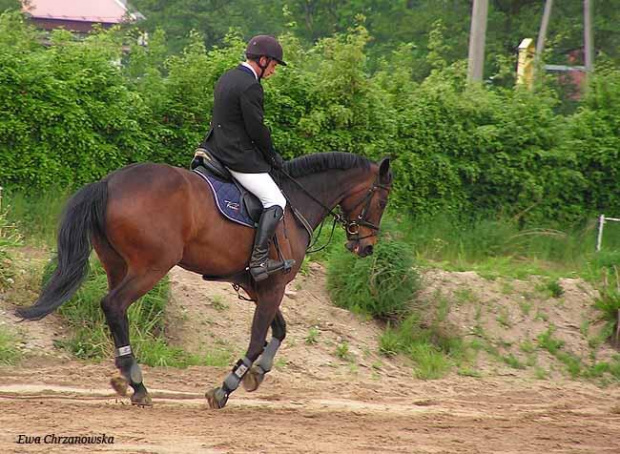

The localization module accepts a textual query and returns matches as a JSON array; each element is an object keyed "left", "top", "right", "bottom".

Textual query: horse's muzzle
[
  {"left": 345, "top": 240, "right": 357, "bottom": 253},
  {"left": 345, "top": 241, "right": 374, "bottom": 257}
]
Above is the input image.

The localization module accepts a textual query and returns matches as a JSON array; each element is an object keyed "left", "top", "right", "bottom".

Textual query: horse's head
[{"left": 340, "top": 157, "right": 392, "bottom": 257}]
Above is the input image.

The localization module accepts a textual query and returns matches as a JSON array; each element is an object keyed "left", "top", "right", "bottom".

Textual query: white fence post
[
  {"left": 597, "top": 214, "right": 620, "bottom": 252},
  {"left": 597, "top": 214, "right": 605, "bottom": 252}
]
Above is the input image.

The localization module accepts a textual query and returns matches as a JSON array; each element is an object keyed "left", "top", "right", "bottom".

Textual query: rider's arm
[{"left": 239, "top": 84, "right": 273, "bottom": 162}]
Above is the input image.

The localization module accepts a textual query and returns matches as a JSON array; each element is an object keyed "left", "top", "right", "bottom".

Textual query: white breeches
[{"left": 228, "top": 170, "right": 286, "bottom": 209}]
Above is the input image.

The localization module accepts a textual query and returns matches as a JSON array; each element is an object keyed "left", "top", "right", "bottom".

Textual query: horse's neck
[{"left": 291, "top": 169, "right": 367, "bottom": 229}]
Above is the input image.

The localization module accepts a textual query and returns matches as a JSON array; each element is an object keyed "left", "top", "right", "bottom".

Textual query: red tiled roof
[{"left": 23, "top": 0, "right": 139, "bottom": 24}]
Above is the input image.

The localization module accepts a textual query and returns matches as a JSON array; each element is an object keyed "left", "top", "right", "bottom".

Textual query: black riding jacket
[{"left": 201, "top": 65, "right": 274, "bottom": 173}]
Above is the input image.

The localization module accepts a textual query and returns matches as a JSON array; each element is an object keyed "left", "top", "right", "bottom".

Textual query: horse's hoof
[
  {"left": 131, "top": 391, "right": 152, "bottom": 407},
  {"left": 242, "top": 366, "right": 265, "bottom": 392},
  {"left": 205, "top": 387, "right": 229, "bottom": 409},
  {"left": 110, "top": 376, "right": 128, "bottom": 397}
]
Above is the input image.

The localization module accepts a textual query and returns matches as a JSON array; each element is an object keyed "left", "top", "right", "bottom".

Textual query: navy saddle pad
[{"left": 193, "top": 167, "right": 262, "bottom": 228}]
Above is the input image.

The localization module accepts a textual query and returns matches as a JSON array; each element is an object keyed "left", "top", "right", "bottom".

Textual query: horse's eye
[{"left": 379, "top": 200, "right": 387, "bottom": 209}]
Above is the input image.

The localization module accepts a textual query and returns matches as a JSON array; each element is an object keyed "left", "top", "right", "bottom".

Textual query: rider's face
[{"left": 260, "top": 57, "right": 278, "bottom": 79}]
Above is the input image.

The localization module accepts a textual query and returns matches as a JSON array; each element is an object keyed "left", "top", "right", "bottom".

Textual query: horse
[{"left": 16, "top": 152, "right": 393, "bottom": 409}]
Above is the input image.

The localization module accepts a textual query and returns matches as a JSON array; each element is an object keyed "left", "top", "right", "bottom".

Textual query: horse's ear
[{"left": 378, "top": 157, "right": 392, "bottom": 184}]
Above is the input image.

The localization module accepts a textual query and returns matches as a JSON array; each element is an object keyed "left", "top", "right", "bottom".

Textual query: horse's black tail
[{"left": 16, "top": 181, "right": 108, "bottom": 320}]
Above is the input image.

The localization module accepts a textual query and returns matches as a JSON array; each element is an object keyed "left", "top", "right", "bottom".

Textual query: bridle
[
  {"left": 277, "top": 167, "right": 389, "bottom": 252},
  {"left": 340, "top": 179, "right": 390, "bottom": 241}
]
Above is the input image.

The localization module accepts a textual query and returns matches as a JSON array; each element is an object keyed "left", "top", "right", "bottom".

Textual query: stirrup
[{"left": 249, "top": 259, "right": 295, "bottom": 282}]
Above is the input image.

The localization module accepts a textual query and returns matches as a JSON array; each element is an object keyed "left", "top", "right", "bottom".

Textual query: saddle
[
  {"left": 191, "top": 147, "right": 303, "bottom": 284},
  {"left": 191, "top": 148, "right": 263, "bottom": 228}
]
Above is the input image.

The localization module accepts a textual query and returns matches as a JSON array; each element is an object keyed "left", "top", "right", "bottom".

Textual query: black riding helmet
[{"left": 245, "top": 35, "right": 287, "bottom": 66}]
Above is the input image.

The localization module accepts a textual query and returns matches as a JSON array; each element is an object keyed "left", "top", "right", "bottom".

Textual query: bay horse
[{"left": 17, "top": 152, "right": 392, "bottom": 409}]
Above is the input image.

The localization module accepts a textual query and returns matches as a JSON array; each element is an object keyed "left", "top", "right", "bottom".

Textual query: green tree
[{"left": 0, "top": 0, "right": 21, "bottom": 13}]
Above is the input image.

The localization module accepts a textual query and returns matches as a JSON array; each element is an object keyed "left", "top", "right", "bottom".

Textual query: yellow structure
[{"left": 517, "top": 38, "right": 535, "bottom": 88}]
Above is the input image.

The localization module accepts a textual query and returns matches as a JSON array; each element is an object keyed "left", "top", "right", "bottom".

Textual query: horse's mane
[{"left": 282, "top": 152, "right": 371, "bottom": 178}]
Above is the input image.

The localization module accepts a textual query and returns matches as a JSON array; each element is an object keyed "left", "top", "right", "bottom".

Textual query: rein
[{"left": 277, "top": 167, "right": 388, "bottom": 253}]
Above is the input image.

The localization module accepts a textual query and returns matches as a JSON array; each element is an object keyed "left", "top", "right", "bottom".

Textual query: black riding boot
[{"left": 249, "top": 206, "right": 295, "bottom": 282}]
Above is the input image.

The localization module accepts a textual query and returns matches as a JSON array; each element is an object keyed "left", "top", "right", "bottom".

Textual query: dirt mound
[
  {"left": 418, "top": 270, "right": 618, "bottom": 378},
  {"left": 166, "top": 264, "right": 618, "bottom": 382}
]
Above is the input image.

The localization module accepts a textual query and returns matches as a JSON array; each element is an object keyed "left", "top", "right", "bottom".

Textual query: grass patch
[
  {"left": 0, "top": 326, "right": 21, "bottom": 365},
  {"left": 547, "top": 279, "right": 565, "bottom": 298},
  {"left": 610, "top": 355, "right": 620, "bottom": 380},
  {"left": 378, "top": 324, "right": 402, "bottom": 356},
  {"left": 385, "top": 212, "right": 620, "bottom": 282},
  {"left": 520, "top": 339, "right": 536, "bottom": 353},
  {"left": 582, "top": 250, "right": 620, "bottom": 283},
  {"left": 457, "top": 368, "right": 482, "bottom": 378},
  {"left": 537, "top": 326, "right": 564, "bottom": 355},
  {"left": 454, "top": 288, "right": 476, "bottom": 304},
  {"left": 4, "top": 190, "right": 68, "bottom": 247},
  {"left": 378, "top": 312, "right": 469, "bottom": 379},
  {"left": 502, "top": 353, "right": 526, "bottom": 369},
  {"left": 519, "top": 299, "right": 533, "bottom": 316},
  {"left": 0, "top": 205, "right": 22, "bottom": 291},
  {"left": 209, "top": 295, "right": 229, "bottom": 312},
  {"left": 409, "top": 343, "right": 451, "bottom": 379},
  {"left": 305, "top": 327, "right": 320, "bottom": 345},
  {"left": 534, "top": 366, "right": 549, "bottom": 379},
  {"left": 594, "top": 271, "right": 620, "bottom": 343},
  {"left": 334, "top": 341, "right": 352, "bottom": 361},
  {"left": 536, "top": 279, "right": 565, "bottom": 299},
  {"left": 496, "top": 307, "right": 512, "bottom": 328}
]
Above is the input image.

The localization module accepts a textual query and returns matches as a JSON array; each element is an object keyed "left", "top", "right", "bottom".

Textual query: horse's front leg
[
  {"left": 242, "top": 309, "right": 286, "bottom": 392},
  {"left": 206, "top": 284, "right": 285, "bottom": 409}
]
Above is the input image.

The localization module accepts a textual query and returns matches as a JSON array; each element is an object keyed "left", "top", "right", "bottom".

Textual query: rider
[{"left": 199, "top": 35, "right": 293, "bottom": 283}]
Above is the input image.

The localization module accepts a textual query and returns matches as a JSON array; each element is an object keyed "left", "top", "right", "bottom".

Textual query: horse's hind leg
[
  {"left": 94, "top": 239, "right": 135, "bottom": 400},
  {"left": 243, "top": 309, "right": 286, "bottom": 392},
  {"left": 101, "top": 267, "right": 171, "bottom": 406}
]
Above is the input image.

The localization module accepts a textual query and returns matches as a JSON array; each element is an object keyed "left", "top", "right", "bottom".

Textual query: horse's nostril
[{"left": 363, "top": 245, "right": 374, "bottom": 256}]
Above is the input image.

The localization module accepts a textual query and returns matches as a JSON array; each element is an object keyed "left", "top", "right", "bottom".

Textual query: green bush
[
  {"left": 0, "top": 16, "right": 153, "bottom": 189},
  {"left": 2, "top": 12, "right": 620, "bottom": 225},
  {"left": 327, "top": 237, "right": 420, "bottom": 320}
]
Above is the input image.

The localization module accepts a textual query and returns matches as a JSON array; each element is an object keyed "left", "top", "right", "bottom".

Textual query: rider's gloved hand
[{"left": 270, "top": 151, "right": 284, "bottom": 170}]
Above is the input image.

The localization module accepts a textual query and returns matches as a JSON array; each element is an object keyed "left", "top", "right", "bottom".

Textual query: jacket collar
[{"left": 238, "top": 62, "right": 258, "bottom": 80}]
